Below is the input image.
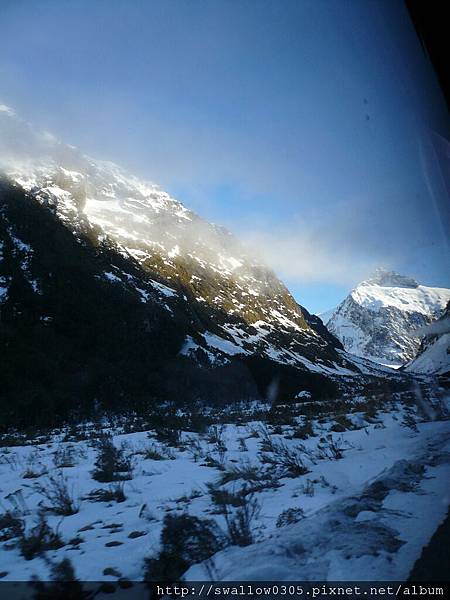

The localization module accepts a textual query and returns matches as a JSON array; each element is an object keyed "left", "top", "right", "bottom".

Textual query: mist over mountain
[{"left": 1, "top": 105, "right": 381, "bottom": 428}]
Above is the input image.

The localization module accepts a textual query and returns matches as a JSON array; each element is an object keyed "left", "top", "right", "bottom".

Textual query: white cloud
[{"left": 241, "top": 224, "right": 386, "bottom": 285}]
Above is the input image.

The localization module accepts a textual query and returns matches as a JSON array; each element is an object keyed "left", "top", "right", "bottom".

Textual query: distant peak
[{"left": 363, "top": 268, "right": 419, "bottom": 288}]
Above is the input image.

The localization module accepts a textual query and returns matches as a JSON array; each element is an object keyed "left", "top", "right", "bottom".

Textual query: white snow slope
[
  {"left": 405, "top": 308, "right": 450, "bottom": 375},
  {"left": 405, "top": 333, "right": 450, "bottom": 375}
]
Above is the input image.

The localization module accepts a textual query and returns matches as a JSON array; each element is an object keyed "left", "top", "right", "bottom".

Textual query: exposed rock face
[
  {"left": 322, "top": 269, "right": 450, "bottom": 367},
  {"left": 404, "top": 302, "right": 450, "bottom": 376}
]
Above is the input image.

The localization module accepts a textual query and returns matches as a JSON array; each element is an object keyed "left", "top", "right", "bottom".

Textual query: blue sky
[{"left": 1, "top": 0, "right": 449, "bottom": 312}]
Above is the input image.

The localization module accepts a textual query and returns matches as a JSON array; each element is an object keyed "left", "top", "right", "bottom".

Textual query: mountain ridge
[{"left": 0, "top": 104, "right": 347, "bottom": 372}]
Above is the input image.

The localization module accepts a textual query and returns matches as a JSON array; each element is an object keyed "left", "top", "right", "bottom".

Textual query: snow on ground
[
  {"left": 203, "top": 332, "right": 247, "bottom": 356},
  {"left": 186, "top": 420, "right": 450, "bottom": 581},
  {"left": 0, "top": 396, "right": 449, "bottom": 583},
  {"left": 149, "top": 280, "right": 177, "bottom": 298}
]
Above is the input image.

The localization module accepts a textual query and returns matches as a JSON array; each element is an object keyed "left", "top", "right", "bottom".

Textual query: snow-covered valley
[{"left": 1, "top": 390, "right": 449, "bottom": 585}]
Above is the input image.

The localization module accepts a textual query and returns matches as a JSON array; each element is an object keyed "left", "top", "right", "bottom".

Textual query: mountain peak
[
  {"left": 363, "top": 268, "right": 418, "bottom": 289},
  {"left": 323, "top": 270, "right": 450, "bottom": 367}
]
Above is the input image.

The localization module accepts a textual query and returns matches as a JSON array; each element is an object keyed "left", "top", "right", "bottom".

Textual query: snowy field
[{"left": 0, "top": 396, "right": 449, "bottom": 584}]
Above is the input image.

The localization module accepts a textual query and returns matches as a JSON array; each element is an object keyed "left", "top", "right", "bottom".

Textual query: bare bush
[
  {"left": 153, "top": 426, "right": 181, "bottom": 447},
  {"left": 0, "top": 453, "right": 20, "bottom": 471},
  {"left": 35, "top": 473, "right": 80, "bottom": 516},
  {"left": 0, "top": 510, "right": 23, "bottom": 541},
  {"left": 207, "top": 484, "right": 247, "bottom": 511},
  {"left": 53, "top": 443, "right": 85, "bottom": 468},
  {"left": 144, "top": 513, "right": 225, "bottom": 581},
  {"left": 223, "top": 491, "right": 261, "bottom": 547},
  {"left": 149, "top": 445, "right": 175, "bottom": 460},
  {"left": 5, "top": 489, "right": 29, "bottom": 515},
  {"left": 291, "top": 420, "right": 315, "bottom": 440},
  {"left": 238, "top": 437, "right": 248, "bottom": 452},
  {"left": 185, "top": 437, "right": 205, "bottom": 462},
  {"left": 401, "top": 412, "right": 419, "bottom": 432},
  {"left": 256, "top": 425, "right": 276, "bottom": 452},
  {"left": 301, "top": 479, "right": 314, "bottom": 497},
  {"left": 260, "top": 439, "right": 310, "bottom": 478},
  {"left": 276, "top": 507, "right": 305, "bottom": 528},
  {"left": 215, "top": 444, "right": 227, "bottom": 467},
  {"left": 316, "top": 434, "right": 346, "bottom": 460},
  {"left": 30, "top": 557, "right": 93, "bottom": 599},
  {"left": 18, "top": 514, "right": 64, "bottom": 560},
  {"left": 206, "top": 424, "right": 226, "bottom": 445},
  {"left": 217, "top": 461, "right": 263, "bottom": 486},
  {"left": 84, "top": 482, "right": 126, "bottom": 503},
  {"left": 22, "top": 450, "right": 46, "bottom": 479},
  {"left": 92, "top": 434, "right": 134, "bottom": 482},
  {"left": 135, "top": 443, "right": 175, "bottom": 461}
]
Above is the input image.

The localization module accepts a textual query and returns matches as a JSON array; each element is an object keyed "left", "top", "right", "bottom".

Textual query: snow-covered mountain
[
  {"left": 1, "top": 105, "right": 371, "bottom": 426},
  {"left": 0, "top": 104, "right": 350, "bottom": 368},
  {"left": 404, "top": 302, "right": 450, "bottom": 376},
  {"left": 321, "top": 269, "right": 450, "bottom": 368}
]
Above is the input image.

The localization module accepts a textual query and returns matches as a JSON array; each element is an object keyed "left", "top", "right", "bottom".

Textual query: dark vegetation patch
[{"left": 144, "top": 514, "right": 226, "bottom": 581}]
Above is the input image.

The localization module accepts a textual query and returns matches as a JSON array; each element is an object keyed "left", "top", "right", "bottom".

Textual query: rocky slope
[
  {"left": 321, "top": 270, "right": 450, "bottom": 368},
  {"left": 0, "top": 105, "right": 369, "bottom": 427},
  {"left": 404, "top": 302, "right": 450, "bottom": 376}
]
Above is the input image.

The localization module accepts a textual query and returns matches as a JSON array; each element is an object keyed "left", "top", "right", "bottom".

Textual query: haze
[{"left": 1, "top": 0, "right": 449, "bottom": 312}]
